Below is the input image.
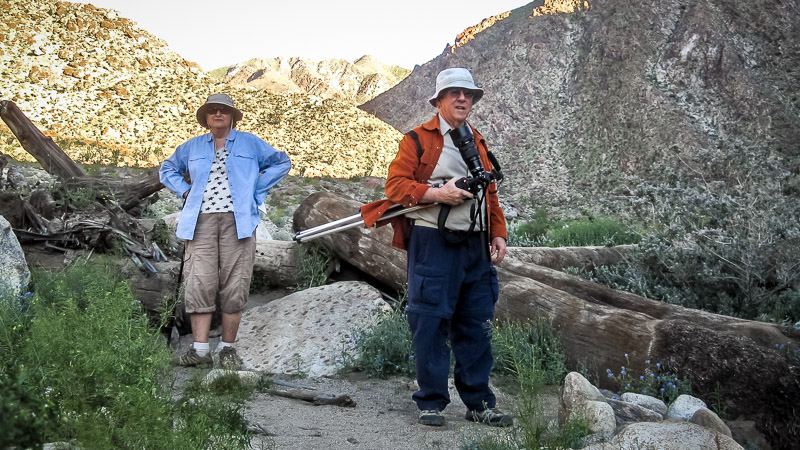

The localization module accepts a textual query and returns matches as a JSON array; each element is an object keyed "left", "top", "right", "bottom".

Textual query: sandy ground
[{"left": 171, "top": 291, "right": 560, "bottom": 450}]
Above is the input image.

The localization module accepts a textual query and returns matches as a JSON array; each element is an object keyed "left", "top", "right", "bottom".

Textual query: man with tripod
[{"left": 384, "top": 68, "right": 510, "bottom": 427}]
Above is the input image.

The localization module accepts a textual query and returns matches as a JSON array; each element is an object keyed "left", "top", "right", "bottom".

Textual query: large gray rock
[
  {"left": 235, "top": 281, "right": 391, "bottom": 377},
  {"left": 667, "top": 394, "right": 707, "bottom": 421},
  {"left": 583, "top": 421, "right": 744, "bottom": 450},
  {"left": 0, "top": 215, "right": 30, "bottom": 296},
  {"left": 562, "top": 371, "right": 606, "bottom": 411},
  {"left": 607, "top": 397, "right": 663, "bottom": 427},
  {"left": 620, "top": 392, "right": 668, "bottom": 417},
  {"left": 690, "top": 407, "right": 732, "bottom": 438},
  {"left": 561, "top": 372, "right": 616, "bottom": 435}
]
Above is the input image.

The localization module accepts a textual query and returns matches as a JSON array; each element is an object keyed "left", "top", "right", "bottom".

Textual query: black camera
[{"left": 450, "top": 124, "right": 495, "bottom": 195}]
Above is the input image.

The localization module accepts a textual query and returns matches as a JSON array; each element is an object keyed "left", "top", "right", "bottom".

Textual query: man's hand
[
  {"left": 423, "top": 177, "right": 473, "bottom": 205},
  {"left": 490, "top": 236, "right": 507, "bottom": 265}
]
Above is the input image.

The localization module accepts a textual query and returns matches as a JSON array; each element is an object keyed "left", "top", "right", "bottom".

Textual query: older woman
[{"left": 160, "top": 93, "right": 291, "bottom": 369}]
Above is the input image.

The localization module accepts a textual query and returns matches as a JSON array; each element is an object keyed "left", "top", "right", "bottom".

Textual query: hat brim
[
  {"left": 429, "top": 83, "right": 484, "bottom": 107},
  {"left": 196, "top": 103, "right": 244, "bottom": 128}
]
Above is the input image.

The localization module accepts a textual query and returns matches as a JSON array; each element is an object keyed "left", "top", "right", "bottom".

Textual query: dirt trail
[{"left": 171, "top": 293, "right": 560, "bottom": 450}]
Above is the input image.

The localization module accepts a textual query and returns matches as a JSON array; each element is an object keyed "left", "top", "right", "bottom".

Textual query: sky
[{"left": 83, "top": 0, "right": 533, "bottom": 70}]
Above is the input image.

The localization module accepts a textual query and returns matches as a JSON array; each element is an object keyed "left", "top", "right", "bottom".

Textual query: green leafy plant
[
  {"left": 492, "top": 318, "right": 568, "bottom": 385},
  {"left": 461, "top": 318, "right": 585, "bottom": 450},
  {"left": 0, "top": 261, "right": 254, "bottom": 450},
  {"left": 605, "top": 355, "right": 692, "bottom": 404},
  {"left": 295, "top": 243, "right": 334, "bottom": 290},
  {"left": 340, "top": 308, "right": 415, "bottom": 378}
]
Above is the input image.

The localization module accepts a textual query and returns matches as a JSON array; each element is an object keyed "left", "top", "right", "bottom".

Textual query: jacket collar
[
  {"left": 421, "top": 114, "right": 485, "bottom": 145},
  {"left": 421, "top": 114, "right": 442, "bottom": 133},
  {"left": 204, "top": 128, "right": 238, "bottom": 142}
]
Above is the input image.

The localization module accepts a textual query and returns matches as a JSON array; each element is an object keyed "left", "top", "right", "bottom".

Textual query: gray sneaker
[
  {"left": 465, "top": 408, "right": 513, "bottom": 427},
  {"left": 177, "top": 347, "right": 212, "bottom": 368},
  {"left": 219, "top": 347, "right": 243, "bottom": 370},
  {"left": 418, "top": 409, "right": 445, "bottom": 426}
]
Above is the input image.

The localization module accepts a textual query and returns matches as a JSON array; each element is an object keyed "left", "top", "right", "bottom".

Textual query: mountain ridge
[
  {"left": 0, "top": 0, "right": 402, "bottom": 178},
  {"left": 360, "top": 0, "right": 800, "bottom": 210},
  {"left": 209, "top": 55, "right": 410, "bottom": 104}
]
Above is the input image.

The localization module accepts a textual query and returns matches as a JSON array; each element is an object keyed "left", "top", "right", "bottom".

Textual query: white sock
[
  {"left": 218, "top": 341, "right": 235, "bottom": 350},
  {"left": 193, "top": 342, "right": 210, "bottom": 356}
]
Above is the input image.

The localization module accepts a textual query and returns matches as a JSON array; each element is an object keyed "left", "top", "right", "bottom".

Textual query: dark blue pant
[{"left": 406, "top": 226, "right": 499, "bottom": 412}]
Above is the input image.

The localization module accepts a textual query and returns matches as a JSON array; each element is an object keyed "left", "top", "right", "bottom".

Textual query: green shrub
[
  {"left": 508, "top": 212, "right": 640, "bottom": 248},
  {"left": 0, "top": 261, "right": 253, "bottom": 450},
  {"left": 295, "top": 243, "right": 334, "bottom": 290},
  {"left": 461, "top": 318, "right": 585, "bottom": 450},
  {"left": 617, "top": 175, "right": 800, "bottom": 323},
  {"left": 341, "top": 308, "right": 414, "bottom": 378},
  {"left": 545, "top": 216, "right": 640, "bottom": 247},
  {"left": 507, "top": 209, "right": 550, "bottom": 246},
  {"left": 492, "top": 318, "right": 567, "bottom": 385}
]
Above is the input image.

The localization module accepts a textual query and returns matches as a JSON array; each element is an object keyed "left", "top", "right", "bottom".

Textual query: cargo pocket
[{"left": 409, "top": 266, "right": 447, "bottom": 307}]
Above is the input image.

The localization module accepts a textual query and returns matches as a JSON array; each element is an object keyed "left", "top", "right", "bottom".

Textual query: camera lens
[{"left": 450, "top": 125, "right": 483, "bottom": 177}]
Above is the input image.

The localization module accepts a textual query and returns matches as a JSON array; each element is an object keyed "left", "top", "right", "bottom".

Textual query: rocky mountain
[
  {"left": 0, "top": 0, "right": 402, "bottom": 178},
  {"left": 361, "top": 0, "right": 800, "bottom": 210},
  {"left": 210, "top": 55, "right": 410, "bottom": 104}
]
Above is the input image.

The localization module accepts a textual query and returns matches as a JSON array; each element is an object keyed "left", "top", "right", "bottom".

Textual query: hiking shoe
[
  {"left": 176, "top": 347, "right": 212, "bottom": 368},
  {"left": 465, "top": 408, "right": 513, "bottom": 427},
  {"left": 219, "top": 347, "right": 243, "bottom": 370},
  {"left": 418, "top": 409, "right": 445, "bottom": 426}
]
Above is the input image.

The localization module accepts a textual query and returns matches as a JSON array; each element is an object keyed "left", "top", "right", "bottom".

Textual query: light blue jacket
[{"left": 159, "top": 129, "right": 291, "bottom": 240}]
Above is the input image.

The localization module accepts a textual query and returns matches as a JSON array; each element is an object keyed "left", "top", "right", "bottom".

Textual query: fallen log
[
  {"left": 505, "top": 245, "right": 636, "bottom": 272},
  {"left": 0, "top": 100, "right": 85, "bottom": 180},
  {"left": 292, "top": 192, "right": 406, "bottom": 291},
  {"left": 266, "top": 388, "right": 356, "bottom": 407},
  {"left": 1, "top": 100, "right": 163, "bottom": 212},
  {"left": 293, "top": 191, "right": 800, "bottom": 446},
  {"left": 62, "top": 166, "right": 164, "bottom": 211}
]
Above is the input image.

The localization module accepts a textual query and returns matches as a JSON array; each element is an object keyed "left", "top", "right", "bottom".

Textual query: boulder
[
  {"left": 235, "top": 281, "right": 391, "bottom": 377},
  {"left": 620, "top": 392, "right": 668, "bottom": 417},
  {"left": 0, "top": 215, "right": 30, "bottom": 296},
  {"left": 607, "top": 397, "right": 663, "bottom": 427},
  {"left": 690, "top": 407, "right": 732, "bottom": 438},
  {"left": 583, "top": 422, "right": 744, "bottom": 450},
  {"left": 667, "top": 394, "right": 707, "bottom": 421}
]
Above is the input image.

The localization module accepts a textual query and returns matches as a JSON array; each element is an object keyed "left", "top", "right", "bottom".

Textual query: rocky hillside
[
  {"left": 0, "top": 0, "right": 402, "bottom": 178},
  {"left": 361, "top": 0, "right": 800, "bottom": 209},
  {"left": 210, "top": 55, "right": 410, "bottom": 105}
]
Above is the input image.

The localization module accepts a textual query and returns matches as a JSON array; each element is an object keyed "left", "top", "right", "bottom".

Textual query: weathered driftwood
[
  {"left": 266, "top": 389, "right": 356, "bottom": 407},
  {"left": 292, "top": 192, "right": 407, "bottom": 291},
  {"left": 62, "top": 166, "right": 164, "bottom": 211},
  {"left": 254, "top": 240, "right": 302, "bottom": 288},
  {"left": 0, "top": 100, "right": 85, "bottom": 180},
  {"left": 293, "top": 191, "right": 800, "bottom": 444},
  {"left": 1, "top": 100, "right": 163, "bottom": 211},
  {"left": 505, "top": 245, "right": 636, "bottom": 272}
]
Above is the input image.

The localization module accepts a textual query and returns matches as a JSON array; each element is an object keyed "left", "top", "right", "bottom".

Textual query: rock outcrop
[
  {"left": 360, "top": 0, "right": 800, "bottom": 210},
  {"left": 212, "top": 55, "right": 410, "bottom": 104}
]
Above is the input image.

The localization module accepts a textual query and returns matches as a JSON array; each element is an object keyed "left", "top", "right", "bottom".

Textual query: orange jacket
[{"left": 361, "top": 114, "right": 507, "bottom": 250}]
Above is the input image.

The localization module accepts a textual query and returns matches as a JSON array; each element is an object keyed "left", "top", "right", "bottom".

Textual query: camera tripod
[{"left": 292, "top": 200, "right": 433, "bottom": 243}]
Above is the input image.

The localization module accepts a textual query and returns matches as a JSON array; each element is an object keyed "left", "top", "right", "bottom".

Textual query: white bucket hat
[
  {"left": 196, "top": 93, "right": 243, "bottom": 128},
  {"left": 428, "top": 68, "right": 484, "bottom": 107}
]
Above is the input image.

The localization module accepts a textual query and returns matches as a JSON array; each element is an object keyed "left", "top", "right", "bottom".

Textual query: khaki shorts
[{"left": 183, "top": 212, "right": 255, "bottom": 314}]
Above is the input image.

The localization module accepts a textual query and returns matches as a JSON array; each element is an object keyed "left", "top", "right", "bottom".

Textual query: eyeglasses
[
  {"left": 444, "top": 88, "right": 476, "bottom": 99},
  {"left": 207, "top": 106, "right": 232, "bottom": 115}
]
